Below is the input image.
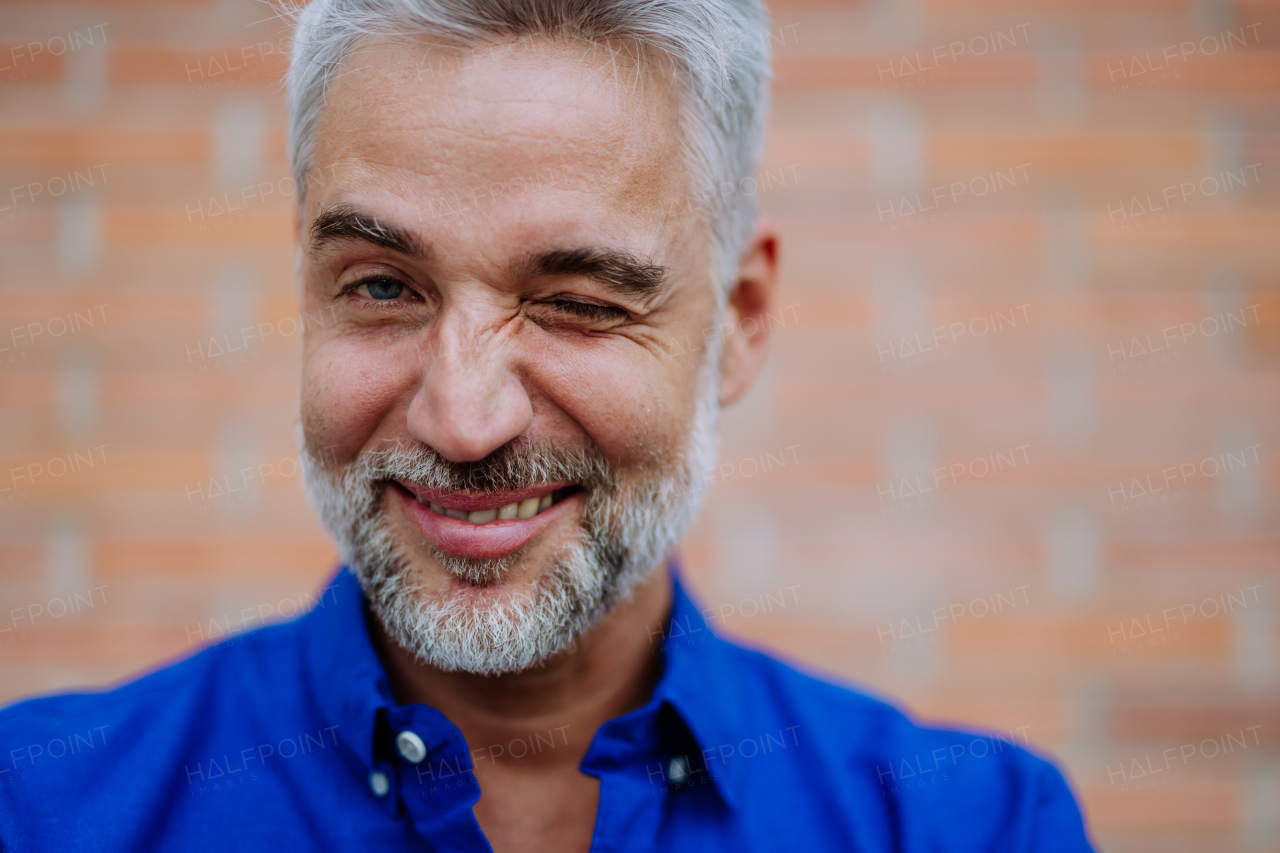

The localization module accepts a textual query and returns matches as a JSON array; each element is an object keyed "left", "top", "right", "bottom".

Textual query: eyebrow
[
  {"left": 309, "top": 204, "right": 429, "bottom": 259},
  {"left": 523, "top": 247, "right": 669, "bottom": 300},
  {"left": 309, "top": 204, "right": 668, "bottom": 299}
]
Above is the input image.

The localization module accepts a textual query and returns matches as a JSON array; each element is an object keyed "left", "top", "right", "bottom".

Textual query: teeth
[{"left": 422, "top": 491, "right": 562, "bottom": 524}]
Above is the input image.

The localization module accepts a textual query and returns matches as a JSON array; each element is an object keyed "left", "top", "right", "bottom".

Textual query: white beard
[{"left": 300, "top": 359, "right": 720, "bottom": 676}]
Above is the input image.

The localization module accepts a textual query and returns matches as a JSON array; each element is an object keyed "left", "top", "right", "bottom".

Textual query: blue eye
[{"left": 357, "top": 278, "right": 404, "bottom": 300}]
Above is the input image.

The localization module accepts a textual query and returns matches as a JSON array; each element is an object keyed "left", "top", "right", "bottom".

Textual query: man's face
[{"left": 297, "top": 36, "right": 722, "bottom": 673}]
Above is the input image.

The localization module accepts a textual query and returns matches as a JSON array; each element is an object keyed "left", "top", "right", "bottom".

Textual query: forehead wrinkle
[
  {"left": 341, "top": 34, "right": 678, "bottom": 163},
  {"left": 312, "top": 34, "right": 703, "bottom": 282}
]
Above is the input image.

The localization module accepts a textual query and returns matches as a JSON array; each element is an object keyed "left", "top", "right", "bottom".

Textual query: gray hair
[{"left": 285, "top": 0, "right": 772, "bottom": 292}]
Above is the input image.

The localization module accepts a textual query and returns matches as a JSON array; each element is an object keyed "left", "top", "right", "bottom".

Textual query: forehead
[{"left": 308, "top": 36, "right": 691, "bottom": 247}]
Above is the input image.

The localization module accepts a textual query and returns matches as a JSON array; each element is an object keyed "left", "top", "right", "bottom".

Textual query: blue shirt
[{"left": 0, "top": 565, "right": 1093, "bottom": 851}]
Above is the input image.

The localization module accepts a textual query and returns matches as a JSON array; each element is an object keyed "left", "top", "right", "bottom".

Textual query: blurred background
[{"left": 1, "top": 0, "right": 1277, "bottom": 848}]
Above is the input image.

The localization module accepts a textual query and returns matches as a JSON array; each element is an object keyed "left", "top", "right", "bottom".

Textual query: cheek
[
  {"left": 302, "top": 333, "right": 418, "bottom": 463},
  {"left": 535, "top": 339, "right": 702, "bottom": 468}
]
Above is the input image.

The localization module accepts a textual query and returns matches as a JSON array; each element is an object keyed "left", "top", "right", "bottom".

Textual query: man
[{"left": 0, "top": 1, "right": 1094, "bottom": 850}]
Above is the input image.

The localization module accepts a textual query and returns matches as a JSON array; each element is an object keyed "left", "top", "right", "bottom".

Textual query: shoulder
[
  {"left": 713, "top": 639, "right": 1093, "bottom": 851},
  {"left": 0, "top": 610, "right": 308, "bottom": 731},
  {"left": 0, "top": 615, "right": 310, "bottom": 829}
]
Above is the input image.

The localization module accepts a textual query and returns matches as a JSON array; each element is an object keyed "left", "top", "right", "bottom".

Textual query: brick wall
[{"left": 0, "top": 0, "right": 1277, "bottom": 847}]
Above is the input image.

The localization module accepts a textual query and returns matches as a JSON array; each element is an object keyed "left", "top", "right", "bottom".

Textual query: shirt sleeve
[{"left": 1025, "top": 761, "right": 1096, "bottom": 852}]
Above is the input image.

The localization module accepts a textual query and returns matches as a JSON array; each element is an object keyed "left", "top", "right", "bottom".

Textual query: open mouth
[
  {"left": 391, "top": 481, "right": 584, "bottom": 561},
  {"left": 410, "top": 486, "right": 578, "bottom": 525}
]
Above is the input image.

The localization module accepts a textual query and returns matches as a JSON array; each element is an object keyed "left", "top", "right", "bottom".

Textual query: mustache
[{"left": 324, "top": 438, "right": 618, "bottom": 495}]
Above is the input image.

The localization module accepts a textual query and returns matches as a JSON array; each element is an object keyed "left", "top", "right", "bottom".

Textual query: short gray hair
[{"left": 285, "top": 0, "right": 772, "bottom": 292}]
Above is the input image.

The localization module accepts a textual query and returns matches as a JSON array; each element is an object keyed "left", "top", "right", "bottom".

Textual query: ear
[{"left": 718, "top": 219, "right": 780, "bottom": 406}]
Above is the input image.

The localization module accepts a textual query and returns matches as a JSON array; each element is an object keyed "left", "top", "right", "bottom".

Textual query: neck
[{"left": 373, "top": 562, "right": 674, "bottom": 765}]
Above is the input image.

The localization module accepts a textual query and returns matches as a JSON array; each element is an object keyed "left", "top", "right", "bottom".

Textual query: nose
[{"left": 406, "top": 303, "right": 533, "bottom": 463}]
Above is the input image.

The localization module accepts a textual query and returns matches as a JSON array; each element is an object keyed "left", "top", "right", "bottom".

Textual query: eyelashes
[
  {"left": 338, "top": 277, "right": 630, "bottom": 326},
  {"left": 347, "top": 277, "right": 408, "bottom": 301},
  {"left": 544, "top": 299, "right": 628, "bottom": 322}
]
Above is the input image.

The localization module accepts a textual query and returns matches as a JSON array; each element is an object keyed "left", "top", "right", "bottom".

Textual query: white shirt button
[
  {"left": 395, "top": 730, "right": 427, "bottom": 764},
  {"left": 668, "top": 755, "right": 690, "bottom": 786},
  {"left": 368, "top": 770, "right": 390, "bottom": 797}
]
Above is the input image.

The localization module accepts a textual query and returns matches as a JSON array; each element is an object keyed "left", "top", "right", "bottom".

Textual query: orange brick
[
  {"left": 930, "top": 135, "right": 1201, "bottom": 170},
  {"left": 0, "top": 129, "right": 207, "bottom": 166},
  {"left": 0, "top": 623, "right": 188, "bottom": 667},
  {"left": 110, "top": 45, "right": 288, "bottom": 85},
  {"left": 1082, "top": 783, "right": 1238, "bottom": 831},
  {"left": 950, "top": 615, "right": 1232, "bottom": 658},
  {"left": 1089, "top": 53, "right": 1280, "bottom": 89},
  {"left": 105, "top": 209, "right": 294, "bottom": 245},
  {"left": 1112, "top": 702, "right": 1280, "bottom": 743},
  {"left": 95, "top": 540, "right": 337, "bottom": 581},
  {"left": 0, "top": 46, "right": 63, "bottom": 82},
  {"left": 775, "top": 54, "right": 1038, "bottom": 88}
]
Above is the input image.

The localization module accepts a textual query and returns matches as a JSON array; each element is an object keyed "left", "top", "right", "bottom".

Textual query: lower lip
[{"left": 393, "top": 484, "right": 582, "bottom": 560}]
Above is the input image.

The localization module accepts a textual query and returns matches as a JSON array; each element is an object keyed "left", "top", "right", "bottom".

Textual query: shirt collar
[
  {"left": 303, "top": 567, "right": 394, "bottom": 773},
  {"left": 301, "top": 561, "right": 750, "bottom": 807},
  {"left": 648, "top": 562, "right": 750, "bottom": 809}
]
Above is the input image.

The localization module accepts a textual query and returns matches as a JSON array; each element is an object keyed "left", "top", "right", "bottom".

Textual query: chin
[{"left": 297, "top": 375, "right": 718, "bottom": 674}]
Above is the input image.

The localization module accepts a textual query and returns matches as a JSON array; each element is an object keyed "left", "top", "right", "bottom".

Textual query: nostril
[{"left": 407, "top": 370, "right": 534, "bottom": 464}]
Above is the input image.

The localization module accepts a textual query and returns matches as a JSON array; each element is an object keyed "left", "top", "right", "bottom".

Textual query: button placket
[
  {"left": 668, "top": 755, "right": 690, "bottom": 786},
  {"left": 386, "top": 705, "right": 491, "bottom": 850},
  {"left": 396, "top": 730, "right": 428, "bottom": 764}
]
